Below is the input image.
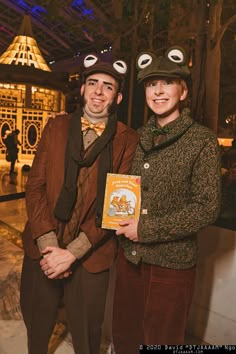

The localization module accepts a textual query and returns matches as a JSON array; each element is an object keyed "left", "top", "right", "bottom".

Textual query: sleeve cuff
[
  {"left": 67, "top": 232, "right": 92, "bottom": 259},
  {"left": 37, "top": 231, "right": 59, "bottom": 254}
]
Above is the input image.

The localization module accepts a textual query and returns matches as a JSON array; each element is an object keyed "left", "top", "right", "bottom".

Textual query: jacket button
[
  {"left": 144, "top": 163, "right": 150, "bottom": 169},
  {"left": 131, "top": 250, "right": 137, "bottom": 256}
]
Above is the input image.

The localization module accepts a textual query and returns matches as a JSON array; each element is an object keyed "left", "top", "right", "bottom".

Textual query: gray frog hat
[{"left": 136, "top": 46, "right": 190, "bottom": 83}]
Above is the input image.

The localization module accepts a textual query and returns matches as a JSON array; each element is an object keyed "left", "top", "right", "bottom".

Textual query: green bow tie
[{"left": 149, "top": 125, "right": 169, "bottom": 136}]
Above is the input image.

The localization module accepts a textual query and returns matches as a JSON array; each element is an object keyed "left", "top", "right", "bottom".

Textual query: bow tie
[
  {"left": 149, "top": 125, "right": 169, "bottom": 136},
  {"left": 81, "top": 117, "right": 106, "bottom": 136}
]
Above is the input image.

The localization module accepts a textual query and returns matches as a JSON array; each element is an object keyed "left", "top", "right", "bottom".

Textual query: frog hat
[
  {"left": 81, "top": 54, "right": 127, "bottom": 90},
  {"left": 136, "top": 46, "right": 191, "bottom": 83}
]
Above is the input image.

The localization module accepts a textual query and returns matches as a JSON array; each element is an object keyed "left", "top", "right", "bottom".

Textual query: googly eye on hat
[
  {"left": 82, "top": 54, "right": 127, "bottom": 87},
  {"left": 136, "top": 46, "right": 191, "bottom": 83}
]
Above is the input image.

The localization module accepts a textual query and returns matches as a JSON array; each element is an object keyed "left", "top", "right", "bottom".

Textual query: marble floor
[
  {"left": 0, "top": 161, "right": 77, "bottom": 354},
  {"left": 0, "top": 160, "right": 205, "bottom": 354}
]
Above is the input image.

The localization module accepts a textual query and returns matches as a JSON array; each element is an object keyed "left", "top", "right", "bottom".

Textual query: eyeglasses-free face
[
  {"left": 144, "top": 78, "right": 188, "bottom": 124},
  {"left": 81, "top": 73, "right": 122, "bottom": 119}
]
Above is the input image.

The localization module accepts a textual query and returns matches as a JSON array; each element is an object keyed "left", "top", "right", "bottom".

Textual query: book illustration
[
  {"left": 102, "top": 173, "right": 141, "bottom": 230},
  {"left": 108, "top": 190, "right": 136, "bottom": 217}
]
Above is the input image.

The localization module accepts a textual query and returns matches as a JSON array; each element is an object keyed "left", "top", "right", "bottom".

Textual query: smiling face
[
  {"left": 144, "top": 77, "right": 188, "bottom": 125},
  {"left": 80, "top": 73, "right": 122, "bottom": 119}
]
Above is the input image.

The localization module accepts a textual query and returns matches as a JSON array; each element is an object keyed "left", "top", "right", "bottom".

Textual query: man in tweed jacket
[
  {"left": 20, "top": 55, "right": 139, "bottom": 354},
  {"left": 113, "top": 47, "right": 221, "bottom": 352}
]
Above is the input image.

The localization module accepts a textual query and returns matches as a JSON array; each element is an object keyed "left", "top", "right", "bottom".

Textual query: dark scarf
[{"left": 54, "top": 106, "right": 117, "bottom": 226}]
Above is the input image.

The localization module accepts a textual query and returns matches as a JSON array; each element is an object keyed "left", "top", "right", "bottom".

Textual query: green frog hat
[{"left": 136, "top": 46, "right": 191, "bottom": 83}]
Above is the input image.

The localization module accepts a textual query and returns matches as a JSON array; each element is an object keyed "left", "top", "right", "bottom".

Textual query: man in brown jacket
[{"left": 20, "top": 54, "right": 139, "bottom": 354}]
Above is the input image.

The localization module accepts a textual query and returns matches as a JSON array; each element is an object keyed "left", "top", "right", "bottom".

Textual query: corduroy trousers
[
  {"left": 20, "top": 255, "right": 109, "bottom": 354},
  {"left": 112, "top": 248, "right": 196, "bottom": 354}
]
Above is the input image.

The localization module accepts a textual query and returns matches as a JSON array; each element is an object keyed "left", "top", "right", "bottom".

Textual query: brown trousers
[
  {"left": 20, "top": 255, "right": 109, "bottom": 354},
  {"left": 112, "top": 248, "right": 196, "bottom": 353}
]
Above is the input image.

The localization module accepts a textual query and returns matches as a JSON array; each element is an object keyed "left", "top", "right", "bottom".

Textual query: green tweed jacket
[{"left": 119, "top": 108, "right": 221, "bottom": 269}]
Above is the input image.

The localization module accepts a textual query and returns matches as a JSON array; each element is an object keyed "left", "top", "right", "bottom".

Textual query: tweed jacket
[
  {"left": 119, "top": 108, "right": 221, "bottom": 269},
  {"left": 22, "top": 111, "right": 139, "bottom": 273}
]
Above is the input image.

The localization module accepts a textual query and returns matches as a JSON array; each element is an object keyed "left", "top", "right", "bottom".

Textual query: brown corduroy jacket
[{"left": 22, "top": 112, "right": 139, "bottom": 273}]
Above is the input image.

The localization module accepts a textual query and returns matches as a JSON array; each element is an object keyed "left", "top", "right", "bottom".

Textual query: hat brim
[
  {"left": 138, "top": 71, "right": 188, "bottom": 83},
  {"left": 83, "top": 64, "right": 123, "bottom": 83}
]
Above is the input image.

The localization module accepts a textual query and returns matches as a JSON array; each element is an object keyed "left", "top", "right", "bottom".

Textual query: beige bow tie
[{"left": 81, "top": 117, "right": 106, "bottom": 136}]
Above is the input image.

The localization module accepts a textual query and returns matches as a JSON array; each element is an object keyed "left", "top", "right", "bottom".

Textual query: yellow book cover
[{"left": 102, "top": 173, "right": 141, "bottom": 230}]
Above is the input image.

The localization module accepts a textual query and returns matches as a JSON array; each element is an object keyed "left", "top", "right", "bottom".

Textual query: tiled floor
[{"left": 0, "top": 160, "right": 205, "bottom": 353}]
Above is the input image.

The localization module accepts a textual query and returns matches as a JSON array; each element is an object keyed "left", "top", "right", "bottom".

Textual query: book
[{"left": 102, "top": 173, "right": 141, "bottom": 230}]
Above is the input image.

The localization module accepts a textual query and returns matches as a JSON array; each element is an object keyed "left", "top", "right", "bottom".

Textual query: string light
[
  {"left": 188, "top": 36, "right": 195, "bottom": 68},
  {"left": 225, "top": 114, "right": 236, "bottom": 137},
  {"left": 206, "top": 2, "right": 210, "bottom": 24}
]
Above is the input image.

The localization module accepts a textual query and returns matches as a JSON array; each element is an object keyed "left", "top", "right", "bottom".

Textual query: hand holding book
[{"left": 116, "top": 218, "right": 139, "bottom": 242}]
